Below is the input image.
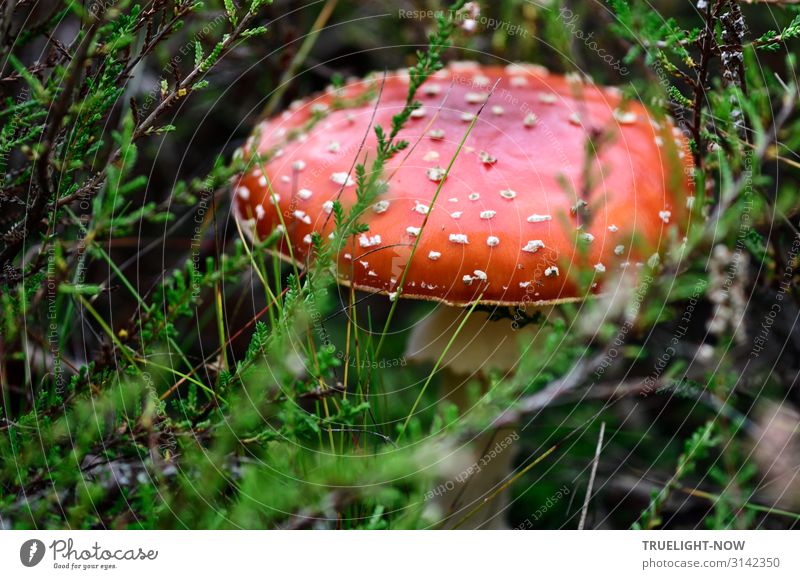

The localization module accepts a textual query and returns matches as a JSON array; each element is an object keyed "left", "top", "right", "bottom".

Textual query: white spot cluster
[
  {"left": 659, "top": 210, "right": 671, "bottom": 223},
  {"left": 428, "top": 251, "right": 442, "bottom": 260},
  {"left": 413, "top": 201, "right": 430, "bottom": 215},
  {"left": 500, "top": 189, "right": 517, "bottom": 199},
  {"left": 614, "top": 244, "right": 625, "bottom": 255},
  {"left": 331, "top": 172, "right": 355, "bottom": 186},
  {"left": 427, "top": 167, "right": 446, "bottom": 182},
  {"left": 527, "top": 214, "right": 552, "bottom": 223},
  {"left": 545, "top": 266, "right": 559, "bottom": 277},
  {"left": 358, "top": 234, "right": 382, "bottom": 248},
  {"left": 506, "top": 63, "right": 548, "bottom": 75},
  {"left": 429, "top": 129, "right": 445, "bottom": 140},
  {"left": 522, "top": 240, "right": 545, "bottom": 253},
  {"left": 468, "top": 192, "right": 480, "bottom": 201},
  {"left": 565, "top": 72, "right": 583, "bottom": 85},
  {"left": 293, "top": 210, "right": 311, "bottom": 224},
  {"left": 373, "top": 200, "right": 390, "bottom": 214},
  {"left": 462, "top": 270, "right": 488, "bottom": 285},
  {"left": 450, "top": 211, "right": 463, "bottom": 219},
  {"left": 594, "top": 263, "right": 606, "bottom": 273},
  {"left": 298, "top": 188, "right": 313, "bottom": 200},
  {"left": 237, "top": 186, "right": 250, "bottom": 200},
  {"left": 255, "top": 204, "right": 265, "bottom": 220},
  {"left": 487, "top": 235, "right": 500, "bottom": 247},
  {"left": 608, "top": 224, "right": 619, "bottom": 232},
  {"left": 479, "top": 151, "right": 497, "bottom": 165},
  {"left": 451, "top": 61, "right": 479, "bottom": 71},
  {"left": 322, "top": 200, "right": 334, "bottom": 214},
  {"left": 449, "top": 233, "right": 469, "bottom": 244},
  {"left": 538, "top": 92, "right": 557, "bottom": 104},
  {"left": 465, "top": 92, "right": 488, "bottom": 104},
  {"left": 292, "top": 160, "right": 306, "bottom": 171},
  {"left": 480, "top": 210, "right": 496, "bottom": 220},
  {"left": 613, "top": 110, "right": 638, "bottom": 125},
  {"left": 523, "top": 112, "right": 538, "bottom": 127}
]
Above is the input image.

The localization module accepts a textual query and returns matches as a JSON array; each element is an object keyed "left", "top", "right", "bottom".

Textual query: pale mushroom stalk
[{"left": 407, "top": 306, "right": 551, "bottom": 528}]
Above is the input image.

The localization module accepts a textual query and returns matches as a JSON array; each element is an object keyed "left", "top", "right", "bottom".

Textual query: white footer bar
[{"left": 1, "top": 531, "right": 797, "bottom": 578}]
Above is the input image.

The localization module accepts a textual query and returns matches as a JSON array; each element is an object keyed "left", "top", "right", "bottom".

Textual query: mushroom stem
[
  {"left": 407, "top": 303, "right": 552, "bottom": 375},
  {"left": 437, "top": 369, "right": 518, "bottom": 529},
  {"left": 407, "top": 304, "right": 552, "bottom": 528}
]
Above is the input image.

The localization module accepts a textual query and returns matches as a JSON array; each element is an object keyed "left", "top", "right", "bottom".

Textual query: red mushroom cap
[{"left": 233, "top": 62, "right": 691, "bottom": 306}]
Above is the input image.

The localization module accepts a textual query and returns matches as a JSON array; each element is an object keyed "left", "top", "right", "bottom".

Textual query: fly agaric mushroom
[{"left": 232, "top": 61, "right": 691, "bottom": 527}]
